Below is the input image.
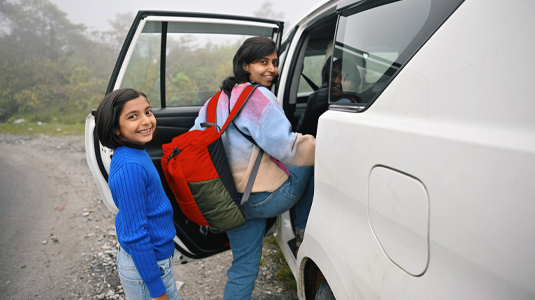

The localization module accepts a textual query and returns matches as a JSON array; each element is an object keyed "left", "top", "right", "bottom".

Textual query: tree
[
  {"left": 252, "top": 1, "right": 291, "bottom": 32},
  {"left": 253, "top": 0, "right": 285, "bottom": 21},
  {"left": 0, "top": 0, "right": 110, "bottom": 122}
]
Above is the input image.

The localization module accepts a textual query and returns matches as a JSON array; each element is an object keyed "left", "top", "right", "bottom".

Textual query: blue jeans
[
  {"left": 117, "top": 246, "right": 180, "bottom": 300},
  {"left": 223, "top": 165, "right": 314, "bottom": 300}
]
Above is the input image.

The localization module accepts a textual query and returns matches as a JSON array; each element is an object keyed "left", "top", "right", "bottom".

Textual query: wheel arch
[{"left": 297, "top": 235, "right": 344, "bottom": 299}]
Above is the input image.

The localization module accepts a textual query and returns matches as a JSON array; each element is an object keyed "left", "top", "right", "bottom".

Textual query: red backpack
[{"left": 161, "top": 84, "right": 263, "bottom": 234}]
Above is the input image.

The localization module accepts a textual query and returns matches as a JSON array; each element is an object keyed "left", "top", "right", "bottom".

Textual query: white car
[{"left": 86, "top": 0, "right": 535, "bottom": 299}]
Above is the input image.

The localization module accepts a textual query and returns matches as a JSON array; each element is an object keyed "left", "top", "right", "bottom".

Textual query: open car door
[{"left": 85, "top": 11, "right": 283, "bottom": 263}]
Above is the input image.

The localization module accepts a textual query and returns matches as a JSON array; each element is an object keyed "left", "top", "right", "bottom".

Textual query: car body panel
[
  {"left": 302, "top": 0, "right": 535, "bottom": 298},
  {"left": 85, "top": 0, "right": 535, "bottom": 298}
]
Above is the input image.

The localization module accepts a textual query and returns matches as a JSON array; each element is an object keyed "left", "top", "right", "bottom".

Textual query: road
[
  {"left": 0, "top": 134, "right": 101, "bottom": 299},
  {"left": 0, "top": 134, "right": 297, "bottom": 300}
]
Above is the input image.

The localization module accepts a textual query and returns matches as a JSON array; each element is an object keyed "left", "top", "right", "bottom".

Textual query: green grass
[
  {"left": 0, "top": 121, "right": 85, "bottom": 135},
  {"left": 264, "top": 236, "right": 297, "bottom": 291}
]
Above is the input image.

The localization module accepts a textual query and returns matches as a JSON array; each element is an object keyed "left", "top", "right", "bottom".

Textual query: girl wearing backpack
[
  {"left": 191, "top": 36, "right": 316, "bottom": 300},
  {"left": 95, "top": 89, "right": 179, "bottom": 300}
]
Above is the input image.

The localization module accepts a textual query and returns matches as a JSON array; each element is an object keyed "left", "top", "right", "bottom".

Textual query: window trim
[
  {"left": 160, "top": 22, "right": 168, "bottom": 108},
  {"left": 275, "top": 25, "right": 299, "bottom": 98}
]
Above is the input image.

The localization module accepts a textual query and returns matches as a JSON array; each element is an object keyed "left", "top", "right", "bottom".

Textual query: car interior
[{"left": 283, "top": 16, "right": 338, "bottom": 135}]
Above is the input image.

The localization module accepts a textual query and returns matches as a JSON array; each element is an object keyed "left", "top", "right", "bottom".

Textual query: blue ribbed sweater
[{"left": 108, "top": 145, "right": 176, "bottom": 297}]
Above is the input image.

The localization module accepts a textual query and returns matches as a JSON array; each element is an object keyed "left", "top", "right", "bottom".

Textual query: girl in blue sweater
[{"left": 95, "top": 89, "right": 179, "bottom": 300}]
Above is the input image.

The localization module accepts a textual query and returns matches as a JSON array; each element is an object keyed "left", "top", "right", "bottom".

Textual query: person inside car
[
  {"left": 297, "top": 56, "right": 362, "bottom": 136},
  {"left": 331, "top": 57, "right": 361, "bottom": 103}
]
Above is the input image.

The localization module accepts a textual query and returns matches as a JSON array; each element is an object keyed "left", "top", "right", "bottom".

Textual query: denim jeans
[
  {"left": 223, "top": 165, "right": 314, "bottom": 300},
  {"left": 117, "top": 246, "right": 180, "bottom": 300}
]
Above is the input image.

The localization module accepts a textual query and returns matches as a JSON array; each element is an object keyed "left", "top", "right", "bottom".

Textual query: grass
[
  {"left": 264, "top": 236, "right": 297, "bottom": 291},
  {"left": 0, "top": 121, "right": 85, "bottom": 136}
]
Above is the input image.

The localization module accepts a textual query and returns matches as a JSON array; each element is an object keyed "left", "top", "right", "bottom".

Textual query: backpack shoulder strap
[
  {"left": 201, "top": 91, "right": 223, "bottom": 129},
  {"left": 220, "top": 84, "right": 260, "bottom": 133}
]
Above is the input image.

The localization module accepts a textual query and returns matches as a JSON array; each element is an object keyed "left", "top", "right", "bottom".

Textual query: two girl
[
  {"left": 95, "top": 35, "right": 315, "bottom": 300},
  {"left": 95, "top": 89, "right": 179, "bottom": 300}
]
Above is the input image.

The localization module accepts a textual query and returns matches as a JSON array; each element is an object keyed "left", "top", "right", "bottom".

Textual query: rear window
[{"left": 330, "top": 0, "right": 464, "bottom": 108}]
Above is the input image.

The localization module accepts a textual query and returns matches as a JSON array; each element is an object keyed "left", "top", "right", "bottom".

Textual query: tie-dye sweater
[{"left": 191, "top": 83, "right": 316, "bottom": 193}]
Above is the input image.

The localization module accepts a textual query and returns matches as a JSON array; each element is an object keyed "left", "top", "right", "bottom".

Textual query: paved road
[
  {"left": 0, "top": 138, "right": 58, "bottom": 297},
  {"left": 0, "top": 135, "right": 99, "bottom": 299}
]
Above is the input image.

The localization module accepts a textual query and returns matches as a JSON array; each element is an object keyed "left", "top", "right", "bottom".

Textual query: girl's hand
[{"left": 152, "top": 292, "right": 170, "bottom": 300}]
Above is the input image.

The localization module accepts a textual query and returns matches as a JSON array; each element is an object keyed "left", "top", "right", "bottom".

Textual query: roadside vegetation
[
  {"left": 0, "top": 0, "right": 289, "bottom": 132},
  {"left": 0, "top": 0, "right": 124, "bottom": 127},
  {"left": 0, "top": 121, "right": 85, "bottom": 135}
]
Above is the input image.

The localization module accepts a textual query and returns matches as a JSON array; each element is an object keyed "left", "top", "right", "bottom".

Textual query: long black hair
[
  {"left": 95, "top": 88, "right": 147, "bottom": 149},
  {"left": 221, "top": 36, "right": 279, "bottom": 95}
]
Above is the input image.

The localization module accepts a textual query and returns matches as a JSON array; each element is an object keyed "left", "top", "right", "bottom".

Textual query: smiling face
[
  {"left": 116, "top": 96, "right": 156, "bottom": 145},
  {"left": 243, "top": 51, "right": 279, "bottom": 87},
  {"left": 330, "top": 64, "right": 347, "bottom": 97},
  {"left": 330, "top": 61, "right": 361, "bottom": 98}
]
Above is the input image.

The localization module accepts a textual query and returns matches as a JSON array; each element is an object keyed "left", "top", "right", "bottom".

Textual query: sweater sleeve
[
  {"left": 249, "top": 88, "right": 316, "bottom": 166},
  {"left": 191, "top": 97, "right": 210, "bottom": 131},
  {"left": 111, "top": 163, "right": 167, "bottom": 297}
]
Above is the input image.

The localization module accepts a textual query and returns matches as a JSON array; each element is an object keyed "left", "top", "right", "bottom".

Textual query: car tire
[{"left": 314, "top": 280, "right": 335, "bottom": 300}]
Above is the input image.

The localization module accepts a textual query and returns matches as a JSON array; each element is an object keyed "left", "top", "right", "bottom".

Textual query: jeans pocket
[
  {"left": 248, "top": 187, "right": 297, "bottom": 219},
  {"left": 158, "top": 257, "right": 172, "bottom": 277},
  {"left": 250, "top": 191, "right": 276, "bottom": 209},
  {"left": 118, "top": 266, "right": 146, "bottom": 300}
]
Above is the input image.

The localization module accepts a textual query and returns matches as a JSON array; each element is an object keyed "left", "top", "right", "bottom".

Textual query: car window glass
[
  {"left": 331, "top": 0, "right": 463, "bottom": 107},
  {"left": 295, "top": 21, "right": 337, "bottom": 103},
  {"left": 121, "top": 29, "right": 162, "bottom": 107},
  {"left": 120, "top": 20, "right": 278, "bottom": 107},
  {"left": 164, "top": 32, "right": 249, "bottom": 107},
  {"left": 298, "top": 53, "right": 328, "bottom": 95}
]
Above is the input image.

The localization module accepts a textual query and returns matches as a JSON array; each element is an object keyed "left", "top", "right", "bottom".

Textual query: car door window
[
  {"left": 292, "top": 19, "right": 337, "bottom": 103},
  {"left": 282, "top": 18, "right": 337, "bottom": 131},
  {"left": 116, "top": 15, "right": 282, "bottom": 108},
  {"left": 120, "top": 26, "right": 162, "bottom": 106},
  {"left": 331, "top": 0, "right": 464, "bottom": 108}
]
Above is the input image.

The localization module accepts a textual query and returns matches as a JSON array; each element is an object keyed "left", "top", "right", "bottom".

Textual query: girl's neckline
[{"left": 123, "top": 141, "right": 146, "bottom": 150}]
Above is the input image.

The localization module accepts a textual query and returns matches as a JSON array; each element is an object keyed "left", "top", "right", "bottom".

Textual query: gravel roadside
[{"left": 0, "top": 133, "right": 298, "bottom": 300}]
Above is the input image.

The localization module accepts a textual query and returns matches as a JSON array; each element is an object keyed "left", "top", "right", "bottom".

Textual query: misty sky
[{"left": 48, "top": 0, "right": 327, "bottom": 32}]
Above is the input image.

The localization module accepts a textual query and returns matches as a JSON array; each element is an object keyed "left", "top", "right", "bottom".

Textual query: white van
[{"left": 85, "top": 0, "right": 535, "bottom": 298}]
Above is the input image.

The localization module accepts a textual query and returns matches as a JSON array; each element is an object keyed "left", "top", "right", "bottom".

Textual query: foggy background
[
  {"left": 48, "top": 0, "right": 326, "bottom": 31},
  {"left": 0, "top": 0, "right": 326, "bottom": 128}
]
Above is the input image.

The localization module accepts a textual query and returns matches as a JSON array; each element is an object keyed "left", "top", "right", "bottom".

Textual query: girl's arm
[
  {"left": 246, "top": 87, "right": 316, "bottom": 166},
  {"left": 152, "top": 292, "right": 170, "bottom": 300}
]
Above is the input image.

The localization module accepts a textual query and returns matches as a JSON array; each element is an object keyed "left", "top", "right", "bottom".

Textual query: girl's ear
[
  {"left": 115, "top": 129, "right": 121, "bottom": 136},
  {"left": 243, "top": 62, "right": 249, "bottom": 72}
]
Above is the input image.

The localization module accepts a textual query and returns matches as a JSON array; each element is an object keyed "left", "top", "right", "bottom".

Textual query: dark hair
[
  {"left": 95, "top": 88, "right": 147, "bottom": 149},
  {"left": 221, "top": 36, "right": 279, "bottom": 95},
  {"left": 324, "top": 57, "right": 362, "bottom": 90},
  {"left": 321, "top": 57, "right": 351, "bottom": 87}
]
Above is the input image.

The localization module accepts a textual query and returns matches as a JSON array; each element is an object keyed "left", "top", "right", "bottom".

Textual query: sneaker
[{"left": 295, "top": 228, "right": 305, "bottom": 248}]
